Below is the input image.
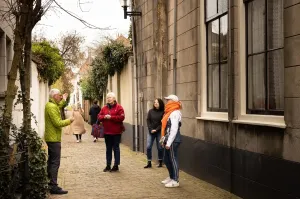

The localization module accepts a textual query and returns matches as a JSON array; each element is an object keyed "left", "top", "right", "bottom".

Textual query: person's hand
[
  {"left": 151, "top": 130, "right": 156, "bottom": 133},
  {"left": 70, "top": 117, "right": 75, "bottom": 123},
  {"left": 165, "top": 146, "right": 170, "bottom": 150},
  {"left": 63, "top": 93, "right": 68, "bottom": 100},
  {"left": 105, "top": 115, "right": 111, "bottom": 119}
]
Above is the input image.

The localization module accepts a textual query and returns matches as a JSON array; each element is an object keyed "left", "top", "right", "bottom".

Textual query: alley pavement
[{"left": 49, "top": 122, "right": 239, "bottom": 199}]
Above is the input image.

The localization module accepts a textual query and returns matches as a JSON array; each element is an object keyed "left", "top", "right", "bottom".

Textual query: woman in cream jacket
[{"left": 71, "top": 105, "right": 86, "bottom": 143}]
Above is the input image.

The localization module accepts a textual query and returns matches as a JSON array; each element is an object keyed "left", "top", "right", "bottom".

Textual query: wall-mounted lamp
[{"left": 119, "top": 0, "right": 142, "bottom": 19}]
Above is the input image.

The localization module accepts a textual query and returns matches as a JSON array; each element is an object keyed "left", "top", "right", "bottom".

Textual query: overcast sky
[{"left": 34, "top": 0, "right": 131, "bottom": 50}]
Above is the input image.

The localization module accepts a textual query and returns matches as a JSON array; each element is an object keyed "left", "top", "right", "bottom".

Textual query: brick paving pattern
[{"left": 49, "top": 122, "right": 240, "bottom": 199}]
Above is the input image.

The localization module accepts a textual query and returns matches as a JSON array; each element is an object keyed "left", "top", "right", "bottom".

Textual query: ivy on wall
[
  {"left": 102, "top": 41, "right": 131, "bottom": 76},
  {"left": 32, "top": 41, "right": 65, "bottom": 85},
  {"left": 81, "top": 41, "right": 131, "bottom": 100}
]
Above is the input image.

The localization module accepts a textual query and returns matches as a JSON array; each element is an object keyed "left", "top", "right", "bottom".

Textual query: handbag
[{"left": 91, "top": 120, "right": 104, "bottom": 138}]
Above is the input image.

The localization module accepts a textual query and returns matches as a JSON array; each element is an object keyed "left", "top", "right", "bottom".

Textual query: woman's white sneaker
[
  {"left": 161, "top": 177, "right": 172, "bottom": 184},
  {"left": 165, "top": 180, "right": 179, "bottom": 188}
]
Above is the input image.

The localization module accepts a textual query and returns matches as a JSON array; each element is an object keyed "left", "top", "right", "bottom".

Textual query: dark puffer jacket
[{"left": 89, "top": 104, "right": 101, "bottom": 125}]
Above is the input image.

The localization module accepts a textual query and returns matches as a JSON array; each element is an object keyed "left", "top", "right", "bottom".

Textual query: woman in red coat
[{"left": 98, "top": 92, "right": 125, "bottom": 172}]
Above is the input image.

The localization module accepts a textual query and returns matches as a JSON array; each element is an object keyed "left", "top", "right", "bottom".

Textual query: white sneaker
[
  {"left": 165, "top": 180, "right": 179, "bottom": 188},
  {"left": 161, "top": 177, "right": 172, "bottom": 184},
  {"left": 76, "top": 140, "right": 80, "bottom": 143}
]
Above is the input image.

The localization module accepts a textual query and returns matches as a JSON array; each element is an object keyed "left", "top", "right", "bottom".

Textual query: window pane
[
  {"left": 247, "top": 2, "right": 253, "bottom": 54},
  {"left": 268, "top": 49, "right": 284, "bottom": 110},
  {"left": 220, "top": 63, "right": 228, "bottom": 109},
  {"left": 218, "top": 0, "right": 228, "bottom": 13},
  {"left": 247, "top": 0, "right": 265, "bottom": 54},
  {"left": 208, "top": 19, "right": 219, "bottom": 64},
  {"left": 220, "top": 15, "right": 228, "bottom": 62},
  {"left": 206, "top": 0, "right": 217, "bottom": 19},
  {"left": 248, "top": 54, "right": 266, "bottom": 110},
  {"left": 208, "top": 64, "right": 219, "bottom": 108},
  {"left": 267, "top": 0, "right": 283, "bottom": 49}
]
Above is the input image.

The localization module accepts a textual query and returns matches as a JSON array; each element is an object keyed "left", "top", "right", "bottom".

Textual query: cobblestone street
[{"left": 50, "top": 122, "right": 239, "bottom": 199}]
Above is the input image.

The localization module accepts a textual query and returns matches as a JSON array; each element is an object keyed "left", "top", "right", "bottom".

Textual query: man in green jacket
[{"left": 45, "top": 88, "right": 74, "bottom": 195}]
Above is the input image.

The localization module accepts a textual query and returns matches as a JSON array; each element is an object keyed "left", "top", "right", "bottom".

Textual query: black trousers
[
  {"left": 104, "top": 134, "right": 121, "bottom": 166},
  {"left": 47, "top": 142, "right": 61, "bottom": 187},
  {"left": 75, "top": 134, "right": 82, "bottom": 140}
]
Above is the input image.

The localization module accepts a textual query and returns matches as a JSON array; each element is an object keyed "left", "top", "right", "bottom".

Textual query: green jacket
[{"left": 44, "top": 98, "right": 71, "bottom": 142}]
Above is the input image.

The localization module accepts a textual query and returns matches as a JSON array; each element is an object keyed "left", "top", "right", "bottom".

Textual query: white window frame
[
  {"left": 197, "top": 0, "right": 229, "bottom": 122},
  {"left": 233, "top": 0, "right": 285, "bottom": 128}
]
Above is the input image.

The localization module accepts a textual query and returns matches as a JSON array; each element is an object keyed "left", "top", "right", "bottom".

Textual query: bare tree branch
[
  {"left": 53, "top": 0, "right": 113, "bottom": 30},
  {"left": 54, "top": 31, "right": 85, "bottom": 67}
]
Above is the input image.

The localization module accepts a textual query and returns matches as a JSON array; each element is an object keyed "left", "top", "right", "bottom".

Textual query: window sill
[
  {"left": 233, "top": 114, "right": 286, "bottom": 129},
  {"left": 196, "top": 113, "right": 286, "bottom": 128},
  {"left": 196, "top": 112, "right": 229, "bottom": 122}
]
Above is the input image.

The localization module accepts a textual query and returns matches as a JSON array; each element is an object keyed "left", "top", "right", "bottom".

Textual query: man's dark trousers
[{"left": 47, "top": 142, "right": 61, "bottom": 187}]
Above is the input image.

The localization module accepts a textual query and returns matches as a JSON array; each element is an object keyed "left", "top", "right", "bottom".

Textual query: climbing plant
[
  {"left": 81, "top": 41, "right": 131, "bottom": 100},
  {"left": 0, "top": 119, "right": 10, "bottom": 199},
  {"left": 80, "top": 76, "right": 97, "bottom": 100},
  {"left": 81, "top": 57, "right": 108, "bottom": 100},
  {"left": 0, "top": 102, "right": 48, "bottom": 199},
  {"left": 102, "top": 41, "right": 131, "bottom": 76},
  {"left": 32, "top": 41, "right": 65, "bottom": 85},
  {"left": 26, "top": 128, "right": 48, "bottom": 199},
  {"left": 91, "top": 58, "right": 109, "bottom": 99},
  {"left": 128, "top": 23, "right": 132, "bottom": 45}
]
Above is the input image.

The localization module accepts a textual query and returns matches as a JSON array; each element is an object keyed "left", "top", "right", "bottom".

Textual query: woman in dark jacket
[
  {"left": 89, "top": 100, "right": 101, "bottom": 125},
  {"left": 89, "top": 100, "right": 101, "bottom": 142},
  {"left": 144, "top": 98, "right": 165, "bottom": 168}
]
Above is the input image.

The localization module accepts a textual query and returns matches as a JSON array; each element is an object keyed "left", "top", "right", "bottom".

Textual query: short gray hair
[
  {"left": 49, "top": 88, "right": 61, "bottom": 98},
  {"left": 107, "top": 92, "right": 116, "bottom": 99}
]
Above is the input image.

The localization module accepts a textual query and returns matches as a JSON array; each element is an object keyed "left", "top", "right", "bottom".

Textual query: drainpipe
[
  {"left": 227, "top": 0, "right": 234, "bottom": 193},
  {"left": 131, "top": 12, "right": 139, "bottom": 152},
  {"left": 139, "top": 92, "right": 144, "bottom": 152},
  {"left": 173, "top": 0, "right": 178, "bottom": 94}
]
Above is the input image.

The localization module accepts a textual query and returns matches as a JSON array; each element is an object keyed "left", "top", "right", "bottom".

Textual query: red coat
[{"left": 98, "top": 103, "right": 125, "bottom": 135}]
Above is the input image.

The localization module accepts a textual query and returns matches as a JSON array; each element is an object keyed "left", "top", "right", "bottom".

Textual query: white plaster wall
[
  {"left": 30, "top": 61, "right": 40, "bottom": 132},
  {"left": 106, "top": 58, "right": 134, "bottom": 125},
  {"left": 11, "top": 61, "right": 49, "bottom": 137},
  {"left": 38, "top": 82, "right": 48, "bottom": 138},
  {"left": 111, "top": 74, "right": 118, "bottom": 100},
  {"left": 120, "top": 58, "right": 133, "bottom": 124},
  {"left": 12, "top": 72, "right": 22, "bottom": 129}
]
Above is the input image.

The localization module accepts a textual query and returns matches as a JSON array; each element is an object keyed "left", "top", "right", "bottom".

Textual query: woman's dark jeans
[{"left": 146, "top": 131, "right": 163, "bottom": 161}]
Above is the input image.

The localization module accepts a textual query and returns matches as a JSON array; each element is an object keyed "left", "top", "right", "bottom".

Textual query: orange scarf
[{"left": 161, "top": 101, "right": 181, "bottom": 136}]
